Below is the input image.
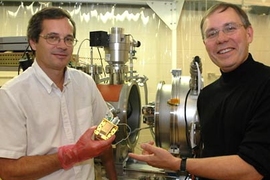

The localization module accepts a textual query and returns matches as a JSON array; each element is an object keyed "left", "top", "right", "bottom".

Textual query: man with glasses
[
  {"left": 129, "top": 2, "right": 270, "bottom": 180},
  {"left": 0, "top": 7, "right": 117, "bottom": 180}
]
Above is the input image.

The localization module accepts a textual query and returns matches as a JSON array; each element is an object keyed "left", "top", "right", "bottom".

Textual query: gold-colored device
[{"left": 94, "top": 117, "right": 119, "bottom": 140}]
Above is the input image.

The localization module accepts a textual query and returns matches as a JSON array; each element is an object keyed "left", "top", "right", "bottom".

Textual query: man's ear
[
  {"left": 246, "top": 26, "right": 253, "bottom": 43},
  {"left": 29, "top": 39, "right": 37, "bottom": 51}
]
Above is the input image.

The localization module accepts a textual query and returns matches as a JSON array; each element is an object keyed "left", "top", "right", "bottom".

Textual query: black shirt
[{"left": 197, "top": 54, "right": 270, "bottom": 179}]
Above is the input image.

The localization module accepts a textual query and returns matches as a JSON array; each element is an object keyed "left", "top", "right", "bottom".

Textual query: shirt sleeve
[{"left": 0, "top": 88, "right": 27, "bottom": 159}]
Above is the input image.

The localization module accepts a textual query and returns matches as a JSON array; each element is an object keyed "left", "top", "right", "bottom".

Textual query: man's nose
[{"left": 216, "top": 30, "right": 229, "bottom": 43}]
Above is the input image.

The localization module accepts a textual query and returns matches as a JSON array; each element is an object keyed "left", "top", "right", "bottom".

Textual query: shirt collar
[
  {"left": 220, "top": 53, "right": 254, "bottom": 84},
  {"left": 32, "top": 60, "right": 71, "bottom": 93}
]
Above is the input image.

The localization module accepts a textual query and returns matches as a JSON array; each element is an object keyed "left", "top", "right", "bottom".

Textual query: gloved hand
[{"left": 57, "top": 126, "right": 115, "bottom": 169}]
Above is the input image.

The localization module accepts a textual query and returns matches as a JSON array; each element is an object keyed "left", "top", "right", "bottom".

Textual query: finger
[
  {"left": 140, "top": 143, "right": 157, "bottom": 154},
  {"left": 142, "top": 150, "right": 150, "bottom": 155},
  {"left": 128, "top": 153, "right": 149, "bottom": 162},
  {"left": 148, "top": 141, "right": 155, "bottom": 145},
  {"left": 136, "top": 141, "right": 154, "bottom": 155},
  {"left": 142, "top": 148, "right": 152, "bottom": 155},
  {"left": 104, "top": 134, "right": 116, "bottom": 144},
  {"left": 95, "top": 135, "right": 115, "bottom": 149},
  {"left": 91, "top": 125, "right": 98, "bottom": 130}
]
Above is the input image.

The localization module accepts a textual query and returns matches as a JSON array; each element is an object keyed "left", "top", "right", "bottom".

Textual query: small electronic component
[{"left": 94, "top": 117, "right": 120, "bottom": 140}]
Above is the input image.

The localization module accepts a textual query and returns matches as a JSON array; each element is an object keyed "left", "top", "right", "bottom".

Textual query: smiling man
[
  {"left": 0, "top": 7, "right": 117, "bottom": 180},
  {"left": 201, "top": 4, "right": 253, "bottom": 73},
  {"left": 129, "top": 3, "right": 270, "bottom": 180}
]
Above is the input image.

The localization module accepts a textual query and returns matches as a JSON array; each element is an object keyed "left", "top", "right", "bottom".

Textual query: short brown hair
[{"left": 27, "top": 7, "right": 76, "bottom": 43}]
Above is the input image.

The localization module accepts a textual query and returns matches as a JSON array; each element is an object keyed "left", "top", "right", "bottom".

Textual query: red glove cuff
[{"left": 57, "top": 145, "right": 78, "bottom": 170}]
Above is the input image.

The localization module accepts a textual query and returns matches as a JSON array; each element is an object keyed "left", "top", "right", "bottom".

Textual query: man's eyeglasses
[
  {"left": 39, "top": 34, "right": 78, "bottom": 47},
  {"left": 204, "top": 23, "right": 244, "bottom": 40}
]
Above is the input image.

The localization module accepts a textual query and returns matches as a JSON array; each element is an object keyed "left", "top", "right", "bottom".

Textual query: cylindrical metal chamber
[
  {"left": 155, "top": 76, "right": 200, "bottom": 157},
  {"left": 104, "top": 27, "right": 130, "bottom": 65},
  {"left": 97, "top": 80, "right": 141, "bottom": 162}
]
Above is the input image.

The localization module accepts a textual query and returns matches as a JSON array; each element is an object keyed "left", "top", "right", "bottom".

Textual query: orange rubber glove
[{"left": 57, "top": 126, "right": 115, "bottom": 169}]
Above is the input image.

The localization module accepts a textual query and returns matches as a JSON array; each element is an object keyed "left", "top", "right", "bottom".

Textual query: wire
[
  {"left": 114, "top": 123, "right": 154, "bottom": 146},
  {"left": 184, "top": 89, "right": 192, "bottom": 151},
  {"left": 97, "top": 47, "right": 106, "bottom": 77},
  {"left": 75, "top": 38, "right": 89, "bottom": 69},
  {"left": 195, "top": 61, "right": 202, "bottom": 94}
]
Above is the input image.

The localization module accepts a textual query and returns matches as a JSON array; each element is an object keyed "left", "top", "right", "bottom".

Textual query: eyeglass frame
[
  {"left": 39, "top": 33, "right": 78, "bottom": 47},
  {"left": 203, "top": 22, "right": 245, "bottom": 41}
]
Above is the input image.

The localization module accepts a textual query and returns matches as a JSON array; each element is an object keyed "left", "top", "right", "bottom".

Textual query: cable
[
  {"left": 97, "top": 47, "right": 106, "bottom": 77},
  {"left": 114, "top": 123, "right": 154, "bottom": 146},
  {"left": 184, "top": 89, "right": 192, "bottom": 151},
  {"left": 195, "top": 61, "right": 202, "bottom": 94},
  {"left": 75, "top": 38, "right": 89, "bottom": 69}
]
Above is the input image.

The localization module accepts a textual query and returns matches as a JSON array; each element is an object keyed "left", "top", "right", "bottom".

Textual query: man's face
[
  {"left": 30, "top": 18, "right": 74, "bottom": 73},
  {"left": 202, "top": 7, "right": 253, "bottom": 72}
]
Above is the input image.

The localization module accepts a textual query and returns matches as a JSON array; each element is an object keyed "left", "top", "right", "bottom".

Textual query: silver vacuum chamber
[
  {"left": 88, "top": 27, "right": 202, "bottom": 179},
  {"left": 155, "top": 75, "right": 201, "bottom": 158},
  {"left": 97, "top": 81, "right": 141, "bottom": 164}
]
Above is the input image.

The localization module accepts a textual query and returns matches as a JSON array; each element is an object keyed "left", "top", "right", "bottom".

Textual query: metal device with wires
[
  {"left": 94, "top": 102, "right": 120, "bottom": 140},
  {"left": 140, "top": 56, "right": 203, "bottom": 179},
  {"left": 74, "top": 27, "right": 204, "bottom": 180}
]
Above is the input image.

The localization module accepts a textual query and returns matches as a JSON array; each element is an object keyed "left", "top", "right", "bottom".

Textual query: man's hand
[
  {"left": 141, "top": 141, "right": 154, "bottom": 155},
  {"left": 128, "top": 141, "right": 180, "bottom": 171},
  {"left": 58, "top": 126, "right": 115, "bottom": 169}
]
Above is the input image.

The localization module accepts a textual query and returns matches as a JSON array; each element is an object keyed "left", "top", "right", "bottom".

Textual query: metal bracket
[{"left": 147, "top": 0, "right": 184, "bottom": 30}]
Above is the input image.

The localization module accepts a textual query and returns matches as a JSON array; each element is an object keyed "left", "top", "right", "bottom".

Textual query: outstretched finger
[
  {"left": 128, "top": 153, "right": 150, "bottom": 162},
  {"left": 140, "top": 143, "right": 160, "bottom": 155},
  {"left": 147, "top": 141, "right": 155, "bottom": 145}
]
